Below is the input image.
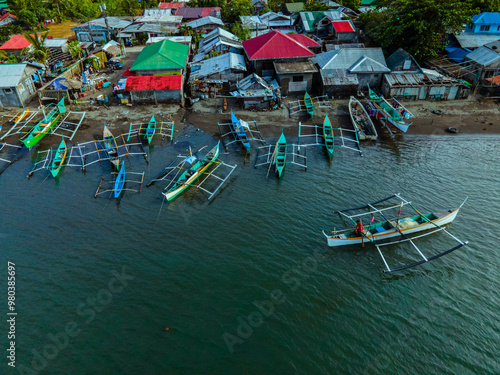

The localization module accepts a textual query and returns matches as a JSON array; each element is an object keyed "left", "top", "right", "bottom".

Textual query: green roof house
[
  {"left": 130, "top": 39, "right": 189, "bottom": 76},
  {"left": 284, "top": 2, "right": 305, "bottom": 14}
]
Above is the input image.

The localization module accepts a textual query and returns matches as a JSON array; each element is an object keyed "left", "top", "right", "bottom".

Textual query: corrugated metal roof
[
  {"left": 185, "top": 16, "right": 224, "bottom": 29},
  {"left": 484, "top": 40, "right": 500, "bottom": 50},
  {"left": 455, "top": 33, "right": 500, "bottom": 49},
  {"left": 384, "top": 72, "right": 463, "bottom": 87},
  {"left": 130, "top": 39, "right": 189, "bottom": 71},
  {"left": 313, "top": 48, "right": 388, "bottom": 72},
  {"left": 0, "top": 63, "right": 32, "bottom": 87},
  {"left": 274, "top": 60, "right": 317, "bottom": 74},
  {"left": 331, "top": 20, "right": 354, "bottom": 32},
  {"left": 472, "top": 12, "right": 500, "bottom": 24},
  {"left": 232, "top": 73, "right": 279, "bottom": 97},
  {"left": 465, "top": 46, "right": 500, "bottom": 66},
  {"left": 199, "top": 28, "right": 240, "bottom": 49},
  {"left": 176, "top": 7, "right": 221, "bottom": 19},
  {"left": 134, "top": 15, "right": 182, "bottom": 24},
  {"left": 147, "top": 36, "right": 192, "bottom": 45},
  {"left": 159, "top": 2, "right": 184, "bottom": 8},
  {"left": 320, "top": 69, "right": 358, "bottom": 86},
  {"left": 299, "top": 11, "right": 343, "bottom": 32},
  {"left": 71, "top": 17, "right": 132, "bottom": 31},
  {"left": 43, "top": 38, "right": 68, "bottom": 48},
  {"left": 285, "top": 2, "right": 305, "bottom": 12},
  {"left": 144, "top": 8, "right": 172, "bottom": 17},
  {"left": 189, "top": 53, "right": 246, "bottom": 80}
]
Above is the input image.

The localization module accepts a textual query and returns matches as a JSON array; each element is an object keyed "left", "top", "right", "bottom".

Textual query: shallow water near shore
[{"left": 1, "top": 130, "right": 499, "bottom": 374}]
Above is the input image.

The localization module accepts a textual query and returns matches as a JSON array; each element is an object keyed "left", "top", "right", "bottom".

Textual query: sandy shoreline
[{"left": 1, "top": 95, "right": 499, "bottom": 147}]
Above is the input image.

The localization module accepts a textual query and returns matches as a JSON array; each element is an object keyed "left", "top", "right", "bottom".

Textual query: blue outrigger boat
[
  {"left": 230, "top": 110, "right": 251, "bottom": 151},
  {"left": 114, "top": 162, "right": 125, "bottom": 198}
]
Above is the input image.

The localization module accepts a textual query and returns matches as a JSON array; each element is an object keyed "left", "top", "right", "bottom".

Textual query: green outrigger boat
[
  {"left": 22, "top": 97, "right": 65, "bottom": 148},
  {"left": 163, "top": 142, "right": 220, "bottom": 201},
  {"left": 145, "top": 113, "right": 155, "bottom": 144},
  {"left": 304, "top": 92, "right": 314, "bottom": 118},
  {"left": 323, "top": 113, "right": 334, "bottom": 159},
  {"left": 48, "top": 138, "right": 67, "bottom": 177},
  {"left": 275, "top": 131, "right": 287, "bottom": 178}
]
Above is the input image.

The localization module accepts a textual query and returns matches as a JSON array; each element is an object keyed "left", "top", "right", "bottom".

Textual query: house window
[
  {"left": 4, "top": 88, "right": 12, "bottom": 94},
  {"left": 498, "top": 25, "right": 500, "bottom": 31},
  {"left": 292, "top": 76, "right": 303, "bottom": 82},
  {"left": 480, "top": 25, "right": 490, "bottom": 31}
]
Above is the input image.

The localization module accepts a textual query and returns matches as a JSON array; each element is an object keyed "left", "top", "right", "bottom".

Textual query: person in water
[{"left": 355, "top": 220, "right": 364, "bottom": 236}]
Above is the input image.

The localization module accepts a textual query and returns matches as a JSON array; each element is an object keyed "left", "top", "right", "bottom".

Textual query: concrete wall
[
  {"left": 277, "top": 72, "right": 314, "bottom": 95},
  {"left": 357, "top": 73, "right": 382, "bottom": 90},
  {"left": 130, "top": 89, "right": 183, "bottom": 105},
  {"left": 381, "top": 80, "right": 471, "bottom": 100}
]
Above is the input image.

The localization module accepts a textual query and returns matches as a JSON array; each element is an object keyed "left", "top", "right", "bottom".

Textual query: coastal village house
[
  {"left": 159, "top": 2, "right": 184, "bottom": 10},
  {"left": 230, "top": 73, "right": 280, "bottom": 109},
  {"left": 382, "top": 49, "right": 470, "bottom": 100},
  {"left": 189, "top": 52, "right": 247, "bottom": 97},
  {"left": 71, "top": 17, "right": 132, "bottom": 43},
  {"left": 0, "top": 63, "right": 40, "bottom": 107},
  {"left": 243, "top": 30, "right": 319, "bottom": 94},
  {"left": 463, "top": 44, "right": 500, "bottom": 84},
  {"left": 0, "top": 34, "right": 31, "bottom": 56},
  {"left": 118, "top": 15, "right": 183, "bottom": 40},
  {"left": 0, "top": 12, "right": 17, "bottom": 27},
  {"left": 175, "top": 7, "right": 221, "bottom": 22},
  {"left": 193, "top": 28, "right": 243, "bottom": 62},
  {"left": 185, "top": 16, "right": 224, "bottom": 34},
  {"left": 313, "top": 47, "right": 390, "bottom": 96},
  {"left": 465, "top": 12, "right": 500, "bottom": 34},
  {"left": 125, "top": 39, "right": 189, "bottom": 105},
  {"left": 241, "top": 12, "right": 293, "bottom": 33},
  {"left": 296, "top": 11, "right": 346, "bottom": 35}
]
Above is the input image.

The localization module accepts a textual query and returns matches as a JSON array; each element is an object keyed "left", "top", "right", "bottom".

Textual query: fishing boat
[
  {"left": 322, "top": 194, "right": 469, "bottom": 272},
  {"left": 230, "top": 110, "right": 251, "bottom": 151},
  {"left": 322, "top": 113, "right": 334, "bottom": 159},
  {"left": 348, "top": 96, "right": 378, "bottom": 140},
  {"left": 145, "top": 113, "right": 156, "bottom": 144},
  {"left": 304, "top": 92, "right": 314, "bottom": 117},
  {"left": 275, "top": 131, "right": 287, "bottom": 177},
  {"left": 103, "top": 125, "right": 120, "bottom": 170},
  {"left": 21, "top": 97, "right": 65, "bottom": 148},
  {"left": 163, "top": 142, "right": 220, "bottom": 201},
  {"left": 48, "top": 138, "right": 67, "bottom": 177},
  {"left": 113, "top": 162, "right": 126, "bottom": 198},
  {"left": 367, "top": 88, "right": 413, "bottom": 132}
]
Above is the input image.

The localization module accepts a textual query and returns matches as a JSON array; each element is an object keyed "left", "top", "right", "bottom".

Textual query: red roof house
[
  {"left": 243, "top": 30, "right": 316, "bottom": 60},
  {"left": 125, "top": 75, "right": 184, "bottom": 104},
  {"left": 158, "top": 2, "right": 184, "bottom": 9},
  {"left": 0, "top": 13, "right": 17, "bottom": 27},
  {"left": 243, "top": 31, "right": 318, "bottom": 95},
  {"left": 330, "top": 20, "right": 356, "bottom": 43},
  {"left": 0, "top": 34, "right": 32, "bottom": 55}
]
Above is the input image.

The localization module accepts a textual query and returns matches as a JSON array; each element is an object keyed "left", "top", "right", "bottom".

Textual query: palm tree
[{"left": 23, "top": 31, "right": 49, "bottom": 65}]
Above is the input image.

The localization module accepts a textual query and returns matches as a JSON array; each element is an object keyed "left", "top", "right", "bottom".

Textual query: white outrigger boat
[{"left": 323, "top": 194, "right": 469, "bottom": 272}]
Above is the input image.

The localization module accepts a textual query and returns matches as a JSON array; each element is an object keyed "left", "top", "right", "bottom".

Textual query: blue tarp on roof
[{"left": 51, "top": 78, "right": 69, "bottom": 90}]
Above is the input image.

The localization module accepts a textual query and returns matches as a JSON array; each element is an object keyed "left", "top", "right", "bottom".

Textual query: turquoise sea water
[{"left": 1, "top": 129, "right": 499, "bottom": 374}]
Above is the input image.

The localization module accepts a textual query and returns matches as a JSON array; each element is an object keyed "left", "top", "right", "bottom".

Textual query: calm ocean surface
[{"left": 1, "top": 128, "right": 499, "bottom": 374}]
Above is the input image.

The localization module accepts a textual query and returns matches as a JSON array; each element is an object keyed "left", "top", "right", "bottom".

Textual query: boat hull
[
  {"left": 49, "top": 139, "right": 67, "bottom": 178},
  {"left": 163, "top": 143, "right": 220, "bottom": 201},
  {"left": 114, "top": 163, "right": 126, "bottom": 198},
  {"left": 21, "top": 115, "right": 61, "bottom": 148},
  {"left": 348, "top": 96, "right": 377, "bottom": 140},
  {"left": 324, "top": 209, "right": 460, "bottom": 247}
]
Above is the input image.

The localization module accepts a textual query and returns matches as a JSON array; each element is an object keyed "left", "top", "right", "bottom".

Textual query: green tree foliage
[
  {"left": 68, "top": 40, "right": 83, "bottom": 59},
  {"left": 467, "top": 0, "right": 500, "bottom": 12},
  {"left": 304, "top": 0, "right": 329, "bottom": 11},
  {"left": 360, "top": 0, "right": 473, "bottom": 61},
  {"left": 0, "top": 51, "right": 23, "bottom": 63},
  {"left": 222, "top": 0, "right": 253, "bottom": 24},
  {"left": 24, "top": 31, "right": 49, "bottom": 64},
  {"left": 231, "top": 21, "right": 251, "bottom": 41},
  {"left": 338, "top": 0, "right": 362, "bottom": 11}
]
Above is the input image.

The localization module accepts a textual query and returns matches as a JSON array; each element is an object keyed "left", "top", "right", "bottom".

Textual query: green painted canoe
[
  {"left": 146, "top": 113, "right": 155, "bottom": 144},
  {"left": 48, "top": 138, "right": 67, "bottom": 178},
  {"left": 323, "top": 113, "right": 335, "bottom": 159},
  {"left": 304, "top": 92, "right": 313, "bottom": 118},
  {"left": 275, "top": 131, "right": 287, "bottom": 178},
  {"left": 21, "top": 97, "right": 65, "bottom": 148}
]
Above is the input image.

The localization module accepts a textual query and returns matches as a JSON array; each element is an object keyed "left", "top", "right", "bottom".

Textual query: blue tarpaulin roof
[{"left": 51, "top": 78, "right": 69, "bottom": 90}]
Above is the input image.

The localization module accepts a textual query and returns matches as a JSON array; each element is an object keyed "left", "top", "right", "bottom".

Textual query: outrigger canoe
[
  {"left": 114, "top": 162, "right": 126, "bottom": 198},
  {"left": 163, "top": 142, "right": 220, "bottom": 201},
  {"left": 48, "top": 138, "right": 67, "bottom": 177},
  {"left": 21, "top": 97, "right": 65, "bottom": 148},
  {"left": 348, "top": 96, "right": 377, "bottom": 140},
  {"left": 275, "top": 131, "right": 287, "bottom": 177},
  {"left": 323, "top": 113, "right": 334, "bottom": 159},
  {"left": 103, "top": 125, "right": 120, "bottom": 170},
  {"left": 230, "top": 110, "right": 251, "bottom": 151},
  {"left": 368, "top": 88, "right": 412, "bottom": 132},
  {"left": 323, "top": 194, "right": 469, "bottom": 272},
  {"left": 304, "top": 92, "right": 314, "bottom": 117},
  {"left": 145, "top": 113, "right": 155, "bottom": 144}
]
